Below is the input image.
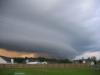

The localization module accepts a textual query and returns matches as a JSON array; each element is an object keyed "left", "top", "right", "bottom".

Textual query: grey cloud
[{"left": 0, "top": 0, "right": 99, "bottom": 58}]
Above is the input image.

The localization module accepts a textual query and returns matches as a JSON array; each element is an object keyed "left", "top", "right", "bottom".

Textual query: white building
[
  {"left": 11, "top": 58, "right": 14, "bottom": 64},
  {"left": 41, "top": 61, "right": 48, "bottom": 64},
  {"left": 27, "top": 61, "right": 48, "bottom": 64},
  {"left": 27, "top": 61, "right": 41, "bottom": 64},
  {"left": 0, "top": 57, "right": 7, "bottom": 64},
  {"left": 26, "top": 59, "right": 48, "bottom": 64},
  {"left": 90, "top": 61, "right": 95, "bottom": 65},
  {"left": 83, "top": 60, "right": 86, "bottom": 64}
]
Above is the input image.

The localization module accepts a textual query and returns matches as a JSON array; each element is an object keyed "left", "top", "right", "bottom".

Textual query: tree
[{"left": 91, "top": 56, "right": 97, "bottom": 64}]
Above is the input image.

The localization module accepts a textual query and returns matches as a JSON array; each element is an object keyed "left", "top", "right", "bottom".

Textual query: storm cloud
[{"left": 0, "top": 0, "right": 100, "bottom": 59}]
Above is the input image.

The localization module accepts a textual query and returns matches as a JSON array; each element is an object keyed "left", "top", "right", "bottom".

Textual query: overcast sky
[{"left": 0, "top": 0, "right": 100, "bottom": 59}]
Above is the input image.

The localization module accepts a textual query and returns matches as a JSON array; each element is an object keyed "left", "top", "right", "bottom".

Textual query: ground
[{"left": 0, "top": 64, "right": 100, "bottom": 75}]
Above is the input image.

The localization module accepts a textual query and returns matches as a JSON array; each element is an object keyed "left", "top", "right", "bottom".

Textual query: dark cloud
[{"left": 0, "top": 0, "right": 100, "bottom": 58}]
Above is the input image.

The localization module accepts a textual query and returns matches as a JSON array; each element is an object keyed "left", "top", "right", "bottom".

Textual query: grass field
[
  {"left": 0, "top": 64, "right": 100, "bottom": 75},
  {"left": 0, "top": 68, "right": 93, "bottom": 75}
]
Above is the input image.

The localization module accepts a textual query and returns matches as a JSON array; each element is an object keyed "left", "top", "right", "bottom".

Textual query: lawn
[
  {"left": 0, "top": 68, "right": 97, "bottom": 75},
  {"left": 0, "top": 64, "right": 99, "bottom": 75}
]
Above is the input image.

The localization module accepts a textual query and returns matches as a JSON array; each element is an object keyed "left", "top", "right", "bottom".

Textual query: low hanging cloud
[
  {"left": 0, "top": 0, "right": 100, "bottom": 59},
  {"left": 75, "top": 51, "right": 100, "bottom": 60}
]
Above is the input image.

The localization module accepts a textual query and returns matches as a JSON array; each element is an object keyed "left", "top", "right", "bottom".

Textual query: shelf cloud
[{"left": 0, "top": 0, "right": 100, "bottom": 59}]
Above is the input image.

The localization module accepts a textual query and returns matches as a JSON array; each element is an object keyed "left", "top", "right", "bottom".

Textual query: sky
[
  {"left": 0, "top": 48, "right": 37, "bottom": 58},
  {"left": 0, "top": 0, "right": 100, "bottom": 59}
]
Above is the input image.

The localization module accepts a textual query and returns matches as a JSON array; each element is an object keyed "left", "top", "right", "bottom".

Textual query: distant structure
[
  {"left": 41, "top": 61, "right": 48, "bottom": 64},
  {"left": 82, "top": 60, "right": 86, "bottom": 64},
  {"left": 11, "top": 58, "right": 14, "bottom": 64},
  {"left": 0, "top": 56, "right": 12, "bottom": 64},
  {"left": 26, "top": 59, "right": 29, "bottom": 63},
  {"left": 26, "top": 61, "right": 48, "bottom": 64},
  {"left": 90, "top": 61, "right": 95, "bottom": 65},
  {"left": 25, "top": 58, "right": 48, "bottom": 64},
  {"left": 0, "top": 57, "right": 7, "bottom": 64},
  {"left": 0, "top": 56, "right": 11, "bottom": 64},
  {"left": 73, "top": 56, "right": 97, "bottom": 65},
  {"left": 27, "top": 61, "right": 41, "bottom": 64}
]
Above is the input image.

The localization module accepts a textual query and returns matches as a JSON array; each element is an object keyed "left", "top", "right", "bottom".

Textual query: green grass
[
  {"left": 0, "top": 68, "right": 99, "bottom": 75},
  {"left": 0, "top": 64, "right": 100, "bottom": 75}
]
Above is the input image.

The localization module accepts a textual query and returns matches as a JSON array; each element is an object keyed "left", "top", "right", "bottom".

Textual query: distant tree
[
  {"left": 98, "top": 60, "right": 100, "bottom": 64},
  {"left": 14, "top": 58, "right": 25, "bottom": 63},
  {"left": 91, "top": 56, "right": 97, "bottom": 64},
  {"left": 91, "top": 56, "right": 96, "bottom": 61},
  {"left": 37, "top": 57, "right": 47, "bottom": 62},
  {"left": 58, "top": 59, "right": 72, "bottom": 63},
  {"left": 25, "top": 57, "right": 28, "bottom": 59},
  {"left": 82, "top": 57, "right": 84, "bottom": 60},
  {"left": 87, "top": 57, "right": 91, "bottom": 61},
  {"left": 79, "top": 59, "right": 83, "bottom": 64}
]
